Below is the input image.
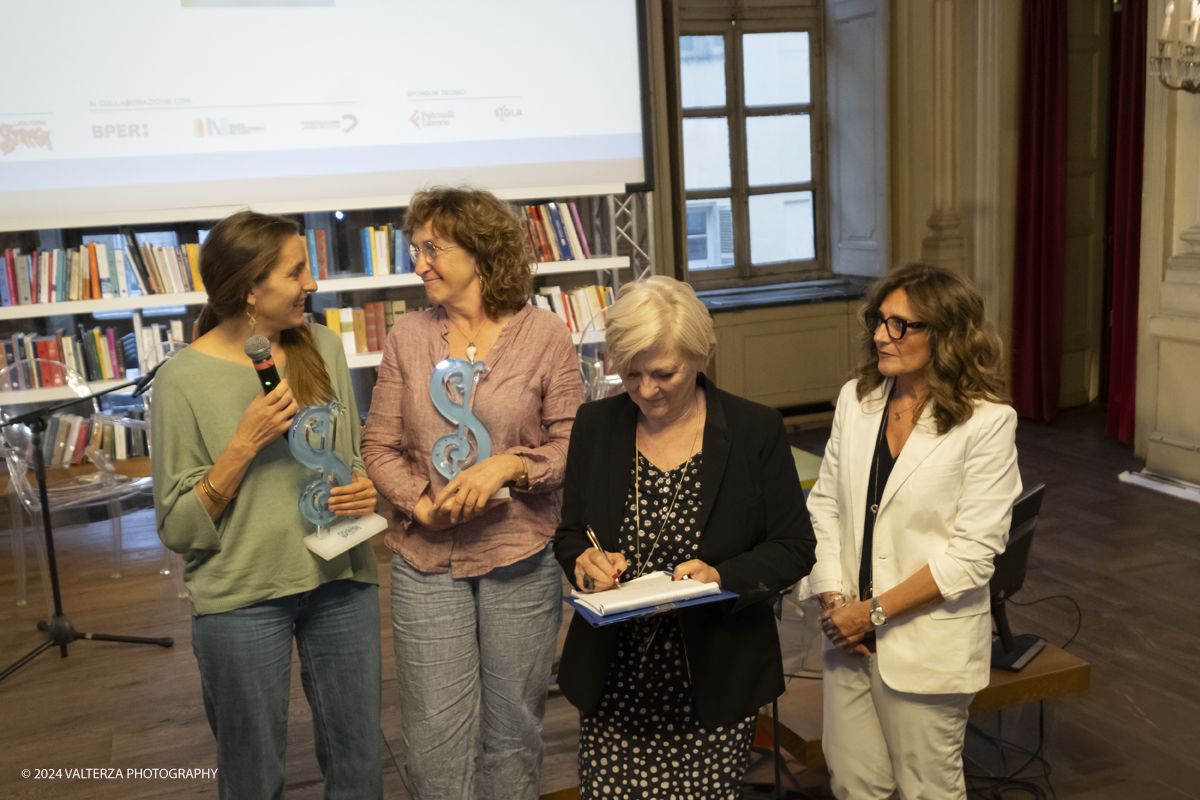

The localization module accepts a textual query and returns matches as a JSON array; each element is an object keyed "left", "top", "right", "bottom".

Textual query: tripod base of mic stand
[{"left": 0, "top": 614, "right": 173, "bottom": 682}]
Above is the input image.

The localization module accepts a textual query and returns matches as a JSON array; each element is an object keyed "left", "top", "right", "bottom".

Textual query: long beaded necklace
[{"left": 632, "top": 394, "right": 702, "bottom": 578}]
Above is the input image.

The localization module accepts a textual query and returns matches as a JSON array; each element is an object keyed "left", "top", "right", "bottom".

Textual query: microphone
[
  {"left": 245, "top": 335, "right": 288, "bottom": 440},
  {"left": 244, "top": 335, "right": 282, "bottom": 395}
]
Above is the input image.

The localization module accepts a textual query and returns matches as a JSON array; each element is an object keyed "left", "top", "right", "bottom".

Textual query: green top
[{"left": 150, "top": 324, "right": 377, "bottom": 615}]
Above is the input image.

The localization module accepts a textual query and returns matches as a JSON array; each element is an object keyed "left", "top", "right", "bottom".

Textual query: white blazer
[{"left": 807, "top": 379, "right": 1022, "bottom": 695}]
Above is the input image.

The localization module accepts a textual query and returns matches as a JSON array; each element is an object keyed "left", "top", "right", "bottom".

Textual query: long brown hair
[
  {"left": 401, "top": 187, "right": 533, "bottom": 317},
  {"left": 854, "top": 263, "right": 1007, "bottom": 435},
  {"left": 196, "top": 209, "right": 334, "bottom": 406}
]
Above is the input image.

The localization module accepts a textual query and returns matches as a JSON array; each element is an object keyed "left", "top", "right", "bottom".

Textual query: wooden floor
[{"left": 0, "top": 407, "right": 1197, "bottom": 799}]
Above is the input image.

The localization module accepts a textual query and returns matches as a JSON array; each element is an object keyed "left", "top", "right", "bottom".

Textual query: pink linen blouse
[{"left": 361, "top": 304, "right": 584, "bottom": 577}]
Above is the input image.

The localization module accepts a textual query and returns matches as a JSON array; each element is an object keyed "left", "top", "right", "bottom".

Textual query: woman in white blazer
[{"left": 807, "top": 263, "right": 1022, "bottom": 800}]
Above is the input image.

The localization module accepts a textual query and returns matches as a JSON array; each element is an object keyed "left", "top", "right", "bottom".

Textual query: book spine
[
  {"left": 364, "top": 302, "right": 384, "bottom": 352},
  {"left": 314, "top": 229, "right": 329, "bottom": 280},
  {"left": 306, "top": 229, "right": 320, "bottom": 279},
  {"left": 546, "top": 204, "right": 573, "bottom": 259},
  {"left": 16, "top": 252, "right": 33, "bottom": 305},
  {"left": 186, "top": 243, "right": 204, "bottom": 291},
  {"left": 351, "top": 308, "right": 368, "bottom": 354},
  {"left": 569, "top": 202, "right": 593, "bottom": 259},
  {"left": 360, "top": 229, "right": 374, "bottom": 276},
  {"left": 339, "top": 308, "right": 356, "bottom": 355},
  {"left": 0, "top": 253, "right": 9, "bottom": 306}
]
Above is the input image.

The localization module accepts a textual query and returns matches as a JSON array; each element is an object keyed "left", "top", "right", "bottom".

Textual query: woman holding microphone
[{"left": 152, "top": 209, "right": 382, "bottom": 800}]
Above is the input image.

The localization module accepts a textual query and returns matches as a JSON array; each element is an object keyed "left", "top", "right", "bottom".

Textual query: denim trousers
[
  {"left": 390, "top": 545, "right": 563, "bottom": 800},
  {"left": 191, "top": 579, "right": 384, "bottom": 800}
]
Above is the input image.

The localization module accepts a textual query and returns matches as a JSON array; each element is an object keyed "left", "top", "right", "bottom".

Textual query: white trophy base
[
  {"left": 304, "top": 512, "right": 389, "bottom": 560},
  {"left": 491, "top": 487, "right": 510, "bottom": 500}
]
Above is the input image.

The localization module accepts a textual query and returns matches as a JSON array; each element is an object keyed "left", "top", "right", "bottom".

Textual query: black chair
[{"left": 989, "top": 483, "right": 1047, "bottom": 671}]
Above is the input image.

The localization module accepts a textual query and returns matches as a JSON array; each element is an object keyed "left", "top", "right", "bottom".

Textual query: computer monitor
[{"left": 990, "top": 483, "right": 1047, "bottom": 672}]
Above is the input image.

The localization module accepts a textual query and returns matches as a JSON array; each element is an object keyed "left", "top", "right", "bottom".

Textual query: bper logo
[{"left": 93, "top": 124, "right": 149, "bottom": 138}]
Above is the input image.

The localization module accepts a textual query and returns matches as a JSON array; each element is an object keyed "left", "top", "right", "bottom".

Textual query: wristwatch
[{"left": 869, "top": 597, "right": 889, "bottom": 628}]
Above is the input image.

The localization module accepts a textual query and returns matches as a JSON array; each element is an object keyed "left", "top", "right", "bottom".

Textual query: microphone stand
[{"left": 0, "top": 361, "right": 174, "bottom": 684}]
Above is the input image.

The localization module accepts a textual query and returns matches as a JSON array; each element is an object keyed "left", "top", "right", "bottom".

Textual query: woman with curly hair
[
  {"left": 361, "top": 186, "right": 584, "bottom": 799},
  {"left": 806, "top": 263, "right": 1023, "bottom": 800}
]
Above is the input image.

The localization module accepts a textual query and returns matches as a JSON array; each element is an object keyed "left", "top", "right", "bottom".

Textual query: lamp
[{"left": 1151, "top": 1, "right": 1200, "bottom": 93}]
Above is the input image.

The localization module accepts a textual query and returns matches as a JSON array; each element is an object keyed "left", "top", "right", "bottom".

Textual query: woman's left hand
[
  {"left": 672, "top": 559, "right": 721, "bottom": 587},
  {"left": 327, "top": 473, "right": 379, "bottom": 516},
  {"left": 433, "top": 454, "right": 522, "bottom": 525},
  {"left": 820, "top": 601, "right": 872, "bottom": 656}
]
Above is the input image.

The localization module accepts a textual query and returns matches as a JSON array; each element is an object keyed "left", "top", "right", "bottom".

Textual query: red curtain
[
  {"left": 1011, "top": 0, "right": 1068, "bottom": 422},
  {"left": 1105, "top": 0, "right": 1146, "bottom": 444}
]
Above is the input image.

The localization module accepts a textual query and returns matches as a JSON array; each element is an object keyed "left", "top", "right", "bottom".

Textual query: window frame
[{"left": 680, "top": 17, "right": 830, "bottom": 291}]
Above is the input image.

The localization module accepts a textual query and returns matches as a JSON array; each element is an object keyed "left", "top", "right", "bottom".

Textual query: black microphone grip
[{"left": 244, "top": 335, "right": 289, "bottom": 439}]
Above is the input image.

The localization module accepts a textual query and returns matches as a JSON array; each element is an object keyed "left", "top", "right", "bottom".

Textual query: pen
[{"left": 585, "top": 525, "right": 620, "bottom": 589}]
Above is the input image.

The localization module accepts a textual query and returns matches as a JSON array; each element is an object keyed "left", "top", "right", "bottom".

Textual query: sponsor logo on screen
[
  {"left": 194, "top": 118, "right": 265, "bottom": 137},
  {"left": 410, "top": 110, "right": 453, "bottom": 129},
  {"left": 494, "top": 105, "right": 523, "bottom": 121},
  {"left": 1, "top": 122, "right": 53, "bottom": 155},
  {"left": 92, "top": 123, "right": 150, "bottom": 139}
]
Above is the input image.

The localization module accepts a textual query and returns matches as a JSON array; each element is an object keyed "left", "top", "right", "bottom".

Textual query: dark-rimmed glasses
[
  {"left": 865, "top": 310, "right": 928, "bottom": 340},
  {"left": 409, "top": 241, "right": 460, "bottom": 265}
]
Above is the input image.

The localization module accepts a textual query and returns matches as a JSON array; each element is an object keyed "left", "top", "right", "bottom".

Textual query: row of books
[
  {"left": 36, "top": 411, "right": 147, "bottom": 469},
  {"left": 358, "top": 226, "right": 412, "bottom": 277},
  {"left": 535, "top": 284, "right": 615, "bottom": 333},
  {"left": 323, "top": 300, "right": 418, "bottom": 355},
  {"left": 519, "top": 202, "right": 592, "bottom": 263},
  {"left": 0, "top": 239, "right": 204, "bottom": 307},
  {"left": 0, "top": 319, "right": 184, "bottom": 390},
  {"left": 3, "top": 329, "right": 121, "bottom": 389}
]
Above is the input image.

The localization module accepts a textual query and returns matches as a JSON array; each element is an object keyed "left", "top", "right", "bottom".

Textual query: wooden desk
[{"left": 762, "top": 644, "right": 1091, "bottom": 767}]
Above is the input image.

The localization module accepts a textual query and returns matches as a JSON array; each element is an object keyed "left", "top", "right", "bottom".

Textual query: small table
[{"left": 762, "top": 643, "right": 1091, "bottom": 767}]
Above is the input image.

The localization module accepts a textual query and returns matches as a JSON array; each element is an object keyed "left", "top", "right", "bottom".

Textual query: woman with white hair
[{"left": 553, "top": 275, "right": 817, "bottom": 799}]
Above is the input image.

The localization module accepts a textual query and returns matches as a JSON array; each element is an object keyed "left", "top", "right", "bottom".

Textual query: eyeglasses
[
  {"left": 865, "top": 310, "right": 928, "bottom": 340},
  {"left": 409, "top": 241, "right": 460, "bottom": 265}
]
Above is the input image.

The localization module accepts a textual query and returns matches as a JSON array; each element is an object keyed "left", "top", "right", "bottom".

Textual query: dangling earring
[{"left": 247, "top": 305, "right": 257, "bottom": 331}]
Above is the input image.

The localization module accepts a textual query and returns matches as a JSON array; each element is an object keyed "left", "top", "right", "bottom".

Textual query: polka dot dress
[{"left": 577, "top": 452, "right": 756, "bottom": 799}]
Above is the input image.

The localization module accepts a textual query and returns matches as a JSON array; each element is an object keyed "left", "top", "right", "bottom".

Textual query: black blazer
[{"left": 553, "top": 373, "right": 817, "bottom": 728}]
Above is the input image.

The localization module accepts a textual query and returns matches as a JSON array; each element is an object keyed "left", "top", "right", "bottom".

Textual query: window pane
[
  {"left": 746, "top": 114, "right": 811, "bottom": 187},
  {"left": 683, "top": 117, "right": 731, "bottom": 190},
  {"left": 686, "top": 198, "right": 735, "bottom": 270},
  {"left": 749, "top": 191, "right": 815, "bottom": 265},
  {"left": 680, "top": 35, "right": 726, "bottom": 109},
  {"left": 744, "top": 32, "right": 810, "bottom": 107}
]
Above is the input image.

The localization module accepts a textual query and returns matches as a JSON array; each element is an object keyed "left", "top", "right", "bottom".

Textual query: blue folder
[{"left": 564, "top": 587, "right": 738, "bottom": 628}]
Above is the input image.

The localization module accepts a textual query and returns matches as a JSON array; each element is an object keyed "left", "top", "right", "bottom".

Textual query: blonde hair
[
  {"left": 854, "top": 263, "right": 1007, "bottom": 434},
  {"left": 604, "top": 276, "right": 717, "bottom": 375},
  {"left": 402, "top": 186, "right": 533, "bottom": 317}
]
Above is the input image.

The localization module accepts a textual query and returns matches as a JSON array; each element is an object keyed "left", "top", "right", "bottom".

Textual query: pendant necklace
[
  {"left": 448, "top": 316, "right": 488, "bottom": 363},
  {"left": 633, "top": 394, "right": 702, "bottom": 578}
]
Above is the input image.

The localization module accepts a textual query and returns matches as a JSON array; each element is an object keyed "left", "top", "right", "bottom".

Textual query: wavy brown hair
[
  {"left": 401, "top": 187, "right": 534, "bottom": 317},
  {"left": 854, "top": 263, "right": 1007, "bottom": 435},
  {"left": 195, "top": 209, "right": 334, "bottom": 407}
]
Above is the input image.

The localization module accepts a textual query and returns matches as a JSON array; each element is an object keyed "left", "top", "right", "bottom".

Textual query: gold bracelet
[
  {"left": 515, "top": 456, "right": 529, "bottom": 487},
  {"left": 201, "top": 474, "right": 237, "bottom": 504}
]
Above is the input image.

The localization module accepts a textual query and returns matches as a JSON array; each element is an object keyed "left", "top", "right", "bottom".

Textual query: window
[{"left": 679, "top": 20, "right": 827, "bottom": 289}]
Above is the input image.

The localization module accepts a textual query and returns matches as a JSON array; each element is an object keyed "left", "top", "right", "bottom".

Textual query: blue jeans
[
  {"left": 390, "top": 545, "right": 562, "bottom": 800},
  {"left": 191, "top": 579, "right": 383, "bottom": 800}
]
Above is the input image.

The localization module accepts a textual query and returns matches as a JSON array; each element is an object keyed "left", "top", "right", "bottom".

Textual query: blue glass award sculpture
[
  {"left": 289, "top": 401, "right": 353, "bottom": 528},
  {"left": 429, "top": 358, "right": 492, "bottom": 479}
]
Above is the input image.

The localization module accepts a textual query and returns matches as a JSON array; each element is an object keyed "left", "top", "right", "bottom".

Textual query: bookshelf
[{"left": 0, "top": 195, "right": 639, "bottom": 404}]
